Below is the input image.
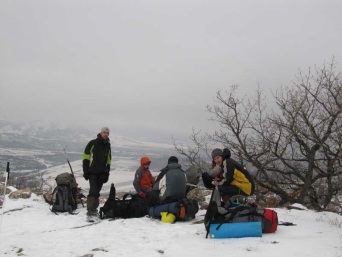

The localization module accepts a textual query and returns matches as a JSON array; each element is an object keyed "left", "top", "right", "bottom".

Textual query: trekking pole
[
  {"left": 63, "top": 148, "right": 74, "bottom": 176},
  {"left": 0, "top": 162, "right": 10, "bottom": 233}
]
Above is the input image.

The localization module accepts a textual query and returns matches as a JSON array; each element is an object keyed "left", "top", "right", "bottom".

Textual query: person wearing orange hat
[{"left": 133, "top": 156, "right": 155, "bottom": 199}]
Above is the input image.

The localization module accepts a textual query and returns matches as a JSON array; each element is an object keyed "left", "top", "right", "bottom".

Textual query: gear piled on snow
[{"left": 51, "top": 172, "right": 78, "bottom": 214}]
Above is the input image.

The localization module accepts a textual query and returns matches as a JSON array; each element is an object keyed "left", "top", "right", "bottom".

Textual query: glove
[
  {"left": 139, "top": 192, "right": 146, "bottom": 199},
  {"left": 83, "top": 173, "right": 89, "bottom": 181},
  {"left": 212, "top": 180, "right": 218, "bottom": 187},
  {"left": 101, "top": 172, "right": 109, "bottom": 183}
]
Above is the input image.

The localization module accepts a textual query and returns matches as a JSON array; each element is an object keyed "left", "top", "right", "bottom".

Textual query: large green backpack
[{"left": 51, "top": 172, "right": 78, "bottom": 214}]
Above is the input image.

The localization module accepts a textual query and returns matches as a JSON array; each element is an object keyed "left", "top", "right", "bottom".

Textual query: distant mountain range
[{"left": 0, "top": 119, "right": 176, "bottom": 173}]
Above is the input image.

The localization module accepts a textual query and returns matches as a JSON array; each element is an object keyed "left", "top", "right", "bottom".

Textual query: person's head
[
  {"left": 100, "top": 127, "right": 110, "bottom": 139},
  {"left": 167, "top": 156, "right": 178, "bottom": 164},
  {"left": 211, "top": 148, "right": 223, "bottom": 165},
  {"left": 140, "top": 156, "right": 151, "bottom": 169}
]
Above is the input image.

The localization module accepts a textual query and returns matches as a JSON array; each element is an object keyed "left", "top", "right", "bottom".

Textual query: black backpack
[
  {"left": 99, "top": 184, "right": 148, "bottom": 219},
  {"left": 51, "top": 172, "right": 78, "bottom": 214},
  {"left": 177, "top": 198, "right": 199, "bottom": 221}
]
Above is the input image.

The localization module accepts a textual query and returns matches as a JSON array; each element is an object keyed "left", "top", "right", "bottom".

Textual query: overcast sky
[{"left": 1, "top": 0, "right": 342, "bottom": 139}]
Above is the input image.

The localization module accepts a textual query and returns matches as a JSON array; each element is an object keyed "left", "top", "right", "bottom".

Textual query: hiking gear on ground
[
  {"left": 148, "top": 202, "right": 180, "bottom": 218},
  {"left": 161, "top": 212, "right": 176, "bottom": 223},
  {"left": 63, "top": 148, "right": 76, "bottom": 176},
  {"left": 99, "top": 184, "right": 147, "bottom": 219},
  {"left": 178, "top": 198, "right": 199, "bottom": 221},
  {"left": 209, "top": 221, "right": 262, "bottom": 238},
  {"left": 204, "top": 199, "right": 264, "bottom": 238},
  {"left": 51, "top": 172, "right": 78, "bottom": 214},
  {"left": 262, "top": 208, "right": 278, "bottom": 233},
  {"left": 184, "top": 165, "right": 201, "bottom": 186}
]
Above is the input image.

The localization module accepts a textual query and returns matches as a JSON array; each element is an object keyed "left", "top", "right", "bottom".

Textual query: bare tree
[
  {"left": 177, "top": 60, "right": 342, "bottom": 210},
  {"left": 173, "top": 128, "right": 214, "bottom": 173}
]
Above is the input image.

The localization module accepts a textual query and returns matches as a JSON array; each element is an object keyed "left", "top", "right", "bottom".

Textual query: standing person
[
  {"left": 202, "top": 148, "right": 254, "bottom": 203},
  {"left": 133, "top": 156, "right": 155, "bottom": 199},
  {"left": 151, "top": 156, "right": 187, "bottom": 205},
  {"left": 82, "top": 127, "right": 112, "bottom": 222}
]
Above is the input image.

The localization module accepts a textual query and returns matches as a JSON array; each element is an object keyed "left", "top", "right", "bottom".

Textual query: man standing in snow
[
  {"left": 82, "top": 127, "right": 111, "bottom": 222},
  {"left": 133, "top": 156, "right": 155, "bottom": 199}
]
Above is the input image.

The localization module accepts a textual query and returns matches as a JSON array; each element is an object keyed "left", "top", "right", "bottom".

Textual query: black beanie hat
[
  {"left": 168, "top": 156, "right": 178, "bottom": 164},
  {"left": 223, "top": 148, "right": 231, "bottom": 159},
  {"left": 211, "top": 148, "right": 223, "bottom": 160}
]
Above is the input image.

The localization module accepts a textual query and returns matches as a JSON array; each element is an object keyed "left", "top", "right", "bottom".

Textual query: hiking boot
[{"left": 86, "top": 214, "right": 100, "bottom": 223}]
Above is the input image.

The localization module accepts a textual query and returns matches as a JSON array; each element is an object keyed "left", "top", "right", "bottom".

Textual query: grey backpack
[{"left": 51, "top": 172, "right": 78, "bottom": 214}]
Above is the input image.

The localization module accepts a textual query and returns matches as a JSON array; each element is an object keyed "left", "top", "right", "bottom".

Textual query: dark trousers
[
  {"left": 218, "top": 184, "right": 247, "bottom": 197},
  {"left": 88, "top": 174, "right": 104, "bottom": 198}
]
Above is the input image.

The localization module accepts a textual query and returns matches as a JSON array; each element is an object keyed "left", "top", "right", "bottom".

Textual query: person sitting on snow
[
  {"left": 133, "top": 156, "right": 155, "bottom": 200},
  {"left": 149, "top": 156, "right": 187, "bottom": 207},
  {"left": 202, "top": 148, "right": 255, "bottom": 203}
]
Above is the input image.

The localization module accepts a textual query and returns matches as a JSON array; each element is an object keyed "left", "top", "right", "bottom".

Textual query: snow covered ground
[{"left": 1, "top": 160, "right": 342, "bottom": 257}]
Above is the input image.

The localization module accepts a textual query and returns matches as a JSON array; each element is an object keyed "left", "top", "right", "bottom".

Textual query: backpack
[
  {"left": 204, "top": 201, "right": 264, "bottom": 238},
  {"left": 51, "top": 172, "right": 78, "bottom": 214},
  {"left": 99, "top": 184, "right": 148, "bottom": 219},
  {"left": 177, "top": 198, "right": 199, "bottom": 221},
  {"left": 262, "top": 208, "right": 278, "bottom": 233},
  {"left": 184, "top": 166, "right": 201, "bottom": 186}
]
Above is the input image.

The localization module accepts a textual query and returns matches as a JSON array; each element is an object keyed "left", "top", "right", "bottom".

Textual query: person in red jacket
[{"left": 133, "top": 156, "right": 155, "bottom": 199}]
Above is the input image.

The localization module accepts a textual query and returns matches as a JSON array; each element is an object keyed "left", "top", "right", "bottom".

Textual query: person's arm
[
  {"left": 133, "top": 168, "right": 143, "bottom": 193},
  {"left": 82, "top": 140, "right": 93, "bottom": 179},
  {"left": 222, "top": 159, "right": 235, "bottom": 185},
  {"left": 154, "top": 167, "right": 168, "bottom": 185}
]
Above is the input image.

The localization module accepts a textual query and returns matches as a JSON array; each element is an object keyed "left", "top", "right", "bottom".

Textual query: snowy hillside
[
  {"left": 1, "top": 183, "right": 341, "bottom": 257},
  {"left": 0, "top": 119, "right": 177, "bottom": 173},
  {"left": 1, "top": 120, "right": 342, "bottom": 257},
  {"left": 42, "top": 158, "right": 161, "bottom": 194}
]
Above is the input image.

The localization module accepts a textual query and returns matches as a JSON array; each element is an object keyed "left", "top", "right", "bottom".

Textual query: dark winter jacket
[
  {"left": 222, "top": 158, "right": 255, "bottom": 195},
  {"left": 82, "top": 133, "right": 111, "bottom": 175},
  {"left": 153, "top": 163, "right": 187, "bottom": 203}
]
